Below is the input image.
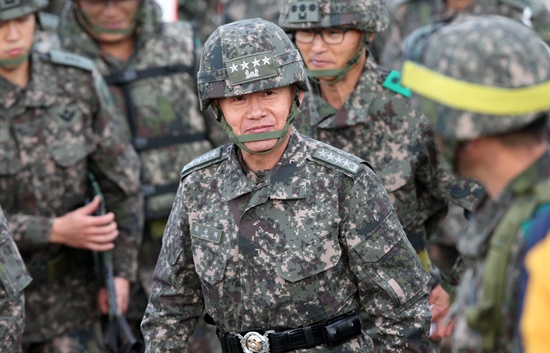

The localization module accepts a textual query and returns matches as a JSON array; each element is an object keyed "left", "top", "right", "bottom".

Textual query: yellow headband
[{"left": 402, "top": 61, "right": 550, "bottom": 115}]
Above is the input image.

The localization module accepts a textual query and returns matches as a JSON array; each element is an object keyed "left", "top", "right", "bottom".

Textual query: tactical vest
[
  {"left": 465, "top": 180, "right": 550, "bottom": 351},
  {"left": 101, "top": 28, "right": 208, "bottom": 222}
]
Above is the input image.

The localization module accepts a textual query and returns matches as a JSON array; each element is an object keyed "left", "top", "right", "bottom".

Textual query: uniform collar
[
  {"left": 220, "top": 129, "right": 308, "bottom": 202},
  {"left": 308, "top": 54, "right": 378, "bottom": 129},
  {"left": 24, "top": 52, "right": 59, "bottom": 108}
]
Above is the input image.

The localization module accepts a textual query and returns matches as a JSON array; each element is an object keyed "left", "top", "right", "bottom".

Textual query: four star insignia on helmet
[{"left": 226, "top": 52, "right": 277, "bottom": 86}]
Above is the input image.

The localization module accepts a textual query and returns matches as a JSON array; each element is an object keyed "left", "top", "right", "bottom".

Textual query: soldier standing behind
[
  {"left": 401, "top": 15, "right": 550, "bottom": 352},
  {"left": 0, "top": 205, "right": 32, "bottom": 353},
  {"left": 278, "top": 0, "right": 481, "bottom": 349},
  {"left": 142, "top": 18, "right": 431, "bottom": 353},
  {"left": 0, "top": 0, "right": 143, "bottom": 351},
  {"left": 47, "top": 0, "right": 227, "bottom": 351}
]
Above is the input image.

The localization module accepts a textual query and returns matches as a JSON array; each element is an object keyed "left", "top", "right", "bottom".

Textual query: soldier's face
[
  {"left": 77, "top": 0, "right": 140, "bottom": 43},
  {"left": 0, "top": 14, "right": 35, "bottom": 70},
  {"left": 218, "top": 86, "right": 295, "bottom": 154},
  {"left": 295, "top": 28, "right": 364, "bottom": 74}
]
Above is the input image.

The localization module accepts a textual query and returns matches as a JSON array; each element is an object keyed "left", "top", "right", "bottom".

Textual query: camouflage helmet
[
  {"left": 402, "top": 15, "right": 550, "bottom": 143},
  {"left": 0, "top": 0, "right": 47, "bottom": 21},
  {"left": 197, "top": 18, "right": 308, "bottom": 112},
  {"left": 278, "top": 0, "right": 389, "bottom": 34}
]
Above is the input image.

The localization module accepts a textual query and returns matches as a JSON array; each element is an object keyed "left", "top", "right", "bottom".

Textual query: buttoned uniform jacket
[{"left": 142, "top": 129, "right": 431, "bottom": 353}]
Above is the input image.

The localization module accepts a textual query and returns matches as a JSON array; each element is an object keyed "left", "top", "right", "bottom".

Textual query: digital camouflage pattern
[
  {"left": 405, "top": 16, "right": 550, "bottom": 142},
  {"left": 197, "top": 18, "right": 308, "bottom": 111},
  {"left": 293, "top": 53, "right": 477, "bottom": 257},
  {"left": 0, "top": 0, "right": 47, "bottom": 21},
  {"left": 0, "top": 206, "right": 31, "bottom": 353},
  {"left": 142, "top": 129, "right": 431, "bottom": 352},
  {"left": 177, "top": 0, "right": 221, "bottom": 44},
  {"left": 50, "top": 0, "right": 227, "bottom": 351},
  {"left": 402, "top": 16, "right": 550, "bottom": 352},
  {"left": 278, "top": 0, "right": 389, "bottom": 33},
  {"left": 380, "top": 0, "right": 550, "bottom": 71},
  {"left": 451, "top": 151, "right": 550, "bottom": 353},
  {"left": 220, "top": 0, "right": 283, "bottom": 24},
  {"left": 0, "top": 51, "right": 143, "bottom": 344}
]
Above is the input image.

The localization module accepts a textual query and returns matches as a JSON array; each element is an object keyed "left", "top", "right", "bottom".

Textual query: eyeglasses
[{"left": 294, "top": 28, "right": 351, "bottom": 45}]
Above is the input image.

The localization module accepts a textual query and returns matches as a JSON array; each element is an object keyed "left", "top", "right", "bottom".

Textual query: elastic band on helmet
[{"left": 402, "top": 61, "right": 550, "bottom": 115}]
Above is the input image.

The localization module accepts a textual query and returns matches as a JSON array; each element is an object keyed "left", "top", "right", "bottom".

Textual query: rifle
[{"left": 88, "top": 173, "right": 144, "bottom": 353}]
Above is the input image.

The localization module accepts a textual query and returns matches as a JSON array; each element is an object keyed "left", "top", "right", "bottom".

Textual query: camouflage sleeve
[
  {"left": 141, "top": 183, "right": 203, "bottom": 352},
  {"left": 342, "top": 168, "right": 431, "bottom": 353},
  {"left": 0, "top": 207, "right": 31, "bottom": 353},
  {"left": 88, "top": 69, "right": 144, "bottom": 281},
  {"left": 0, "top": 289, "right": 25, "bottom": 353}
]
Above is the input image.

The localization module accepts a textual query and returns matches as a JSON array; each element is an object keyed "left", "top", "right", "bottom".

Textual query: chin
[{"left": 243, "top": 140, "right": 278, "bottom": 153}]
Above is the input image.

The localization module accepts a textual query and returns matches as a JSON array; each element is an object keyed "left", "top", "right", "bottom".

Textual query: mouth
[
  {"left": 101, "top": 21, "right": 125, "bottom": 29},
  {"left": 308, "top": 57, "right": 332, "bottom": 68},
  {"left": 245, "top": 125, "right": 273, "bottom": 134},
  {"left": 6, "top": 48, "right": 24, "bottom": 57}
]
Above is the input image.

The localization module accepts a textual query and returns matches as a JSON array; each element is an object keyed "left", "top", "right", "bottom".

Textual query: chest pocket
[
  {"left": 276, "top": 231, "right": 342, "bottom": 282},
  {"left": 377, "top": 159, "right": 416, "bottom": 227},
  {"left": 0, "top": 127, "right": 22, "bottom": 209},
  {"left": 190, "top": 223, "right": 227, "bottom": 285},
  {"left": 46, "top": 105, "right": 95, "bottom": 167}
]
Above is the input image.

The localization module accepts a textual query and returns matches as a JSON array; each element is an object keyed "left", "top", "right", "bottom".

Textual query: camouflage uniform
[
  {"left": 50, "top": 0, "right": 226, "bottom": 351},
  {"left": 219, "top": 0, "right": 283, "bottom": 24},
  {"left": 143, "top": 130, "right": 431, "bottom": 353},
  {"left": 380, "top": 0, "right": 550, "bottom": 71},
  {"left": 178, "top": 0, "right": 221, "bottom": 44},
  {"left": 0, "top": 46, "right": 143, "bottom": 350},
  {"left": 401, "top": 16, "right": 550, "bottom": 353},
  {"left": 278, "top": 0, "right": 478, "bottom": 276},
  {"left": 0, "top": 206, "right": 32, "bottom": 353},
  {"left": 142, "top": 18, "right": 431, "bottom": 353}
]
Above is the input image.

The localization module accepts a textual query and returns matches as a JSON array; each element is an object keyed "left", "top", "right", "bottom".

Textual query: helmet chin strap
[
  {"left": 306, "top": 40, "right": 366, "bottom": 85},
  {"left": 74, "top": 4, "right": 139, "bottom": 36},
  {"left": 0, "top": 52, "right": 30, "bottom": 69},
  {"left": 217, "top": 88, "right": 302, "bottom": 155}
]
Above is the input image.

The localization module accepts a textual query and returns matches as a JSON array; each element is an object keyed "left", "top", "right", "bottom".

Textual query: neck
[
  {"left": 319, "top": 52, "right": 366, "bottom": 109},
  {"left": 240, "top": 135, "right": 290, "bottom": 171},
  {"left": 99, "top": 36, "right": 135, "bottom": 62},
  {"left": 479, "top": 142, "right": 547, "bottom": 199},
  {"left": 0, "top": 59, "right": 31, "bottom": 88}
]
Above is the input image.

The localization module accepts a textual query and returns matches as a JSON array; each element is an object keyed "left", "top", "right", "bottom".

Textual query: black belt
[{"left": 217, "top": 312, "right": 361, "bottom": 353}]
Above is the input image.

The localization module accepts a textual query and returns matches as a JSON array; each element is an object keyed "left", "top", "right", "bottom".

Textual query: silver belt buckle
[{"left": 236, "top": 330, "right": 274, "bottom": 353}]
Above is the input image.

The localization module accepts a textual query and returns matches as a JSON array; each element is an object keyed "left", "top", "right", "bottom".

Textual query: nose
[
  {"left": 5, "top": 21, "right": 21, "bottom": 42},
  {"left": 246, "top": 95, "right": 267, "bottom": 120},
  {"left": 311, "top": 33, "right": 327, "bottom": 52}
]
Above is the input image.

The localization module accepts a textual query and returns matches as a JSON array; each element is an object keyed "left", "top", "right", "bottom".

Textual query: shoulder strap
[
  {"left": 466, "top": 181, "right": 550, "bottom": 351},
  {"left": 180, "top": 146, "right": 225, "bottom": 178},
  {"left": 48, "top": 49, "right": 95, "bottom": 72},
  {"left": 312, "top": 146, "right": 368, "bottom": 176},
  {"left": 103, "top": 64, "right": 195, "bottom": 85}
]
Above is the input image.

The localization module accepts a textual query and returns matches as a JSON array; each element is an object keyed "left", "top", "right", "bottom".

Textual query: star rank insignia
[{"left": 226, "top": 51, "right": 277, "bottom": 86}]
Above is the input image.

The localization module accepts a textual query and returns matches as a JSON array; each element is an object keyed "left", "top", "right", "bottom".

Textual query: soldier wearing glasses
[{"left": 279, "top": 1, "right": 483, "bottom": 351}]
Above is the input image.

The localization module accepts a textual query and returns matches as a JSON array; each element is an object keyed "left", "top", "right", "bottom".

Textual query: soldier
[
  {"left": 0, "top": 205, "right": 32, "bottom": 353},
  {"left": 142, "top": 18, "right": 431, "bottom": 353},
  {"left": 380, "top": 0, "right": 550, "bottom": 71},
  {"left": 48, "top": 0, "right": 228, "bottom": 351},
  {"left": 401, "top": 15, "right": 550, "bottom": 352},
  {"left": 278, "top": 0, "right": 481, "bottom": 348},
  {"left": 0, "top": 0, "right": 143, "bottom": 351}
]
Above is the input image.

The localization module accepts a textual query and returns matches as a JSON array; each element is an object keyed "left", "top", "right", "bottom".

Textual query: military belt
[
  {"left": 217, "top": 312, "right": 361, "bottom": 353},
  {"left": 25, "top": 248, "right": 95, "bottom": 286}
]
